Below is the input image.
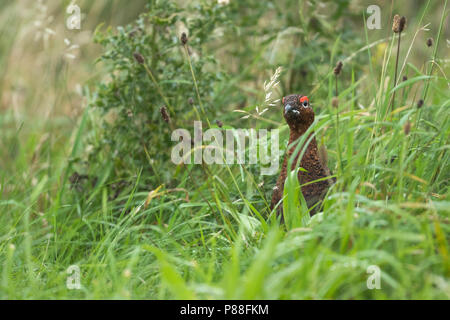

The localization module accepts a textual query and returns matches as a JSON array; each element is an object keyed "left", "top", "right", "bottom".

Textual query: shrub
[{"left": 86, "top": 0, "right": 231, "bottom": 186}]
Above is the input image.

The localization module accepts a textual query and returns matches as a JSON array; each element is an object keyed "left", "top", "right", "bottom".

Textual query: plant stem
[
  {"left": 183, "top": 45, "right": 211, "bottom": 128},
  {"left": 335, "top": 74, "right": 338, "bottom": 97},
  {"left": 415, "top": 0, "right": 448, "bottom": 146},
  {"left": 335, "top": 74, "right": 342, "bottom": 178},
  {"left": 391, "top": 31, "right": 402, "bottom": 117},
  {"left": 143, "top": 63, "right": 174, "bottom": 114}
]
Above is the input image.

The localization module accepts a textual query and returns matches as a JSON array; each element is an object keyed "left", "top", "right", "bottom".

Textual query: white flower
[{"left": 235, "top": 66, "right": 282, "bottom": 120}]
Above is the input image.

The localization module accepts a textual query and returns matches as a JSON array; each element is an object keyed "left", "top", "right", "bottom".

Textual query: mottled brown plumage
[{"left": 271, "top": 94, "right": 335, "bottom": 215}]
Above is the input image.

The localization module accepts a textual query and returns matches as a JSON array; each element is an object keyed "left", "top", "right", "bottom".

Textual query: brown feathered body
[{"left": 271, "top": 94, "right": 334, "bottom": 215}]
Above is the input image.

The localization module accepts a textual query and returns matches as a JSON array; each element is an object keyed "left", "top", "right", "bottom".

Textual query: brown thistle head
[
  {"left": 281, "top": 94, "right": 315, "bottom": 132},
  {"left": 417, "top": 99, "right": 424, "bottom": 109},
  {"left": 393, "top": 15, "right": 406, "bottom": 33},
  {"left": 180, "top": 32, "right": 188, "bottom": 45},
  {"left": 133, "top": 52, "right": 145, "bottom": 64},
  {"left": 333, "top": 61, "right": 343, "bottom": 76},
  {"left": 160, "top": 106, "right": 170, "bottom": 123}
]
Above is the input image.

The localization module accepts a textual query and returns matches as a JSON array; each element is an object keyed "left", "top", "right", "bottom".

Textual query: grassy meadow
[{"left": 0, "top": 0, "right": 449, "bottom": 299}]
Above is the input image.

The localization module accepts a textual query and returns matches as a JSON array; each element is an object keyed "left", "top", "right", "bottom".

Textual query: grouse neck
[{"left": 288, "top": 123, "right": 314, "bottom": 150}]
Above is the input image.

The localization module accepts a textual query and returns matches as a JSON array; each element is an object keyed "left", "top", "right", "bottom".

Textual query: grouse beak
[
  {"left": 284, "top": 104, "right": 292, "bottom": 114},
  {"left": 284, "top": 104, "right": 299, "bottom": 115}
]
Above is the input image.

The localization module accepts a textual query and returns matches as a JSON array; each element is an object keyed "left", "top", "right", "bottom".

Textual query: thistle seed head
[
  {"left": 181, "top": 32, "right": 188, "bottom": 45},
  {"left": 399, "top": 16, "right": 406, "bottom": 32},
  {"left": 393, "top": 15, "right": 406, "bottom": 33},
  {"left": 333, "top": 61, "right": 343, "bottom": 76},
  {"left": 160, "top": 106, "right": 170, "bottom": 123},
  {"left": 133, "top": 52, "right": 145, "bottom": 64},
  {"left": 417, "top": 99, "right": 424, "bottom": 109},
  {"left": 392, "top": 15, "right": 401, "bottom": 33}
]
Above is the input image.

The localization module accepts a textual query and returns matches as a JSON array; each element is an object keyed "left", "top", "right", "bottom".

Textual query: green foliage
[
  {"left": 84, "top": 0, "right": 363, "bottom": 191},
  {"left": 0, "top": 0, "right": 449, "bottom": 300},
  {"left": 88, "top": 0, "right": 229, "bottom": 184},
  {"left": 283, "top": 168, "right": 310, "bottom": 228}
]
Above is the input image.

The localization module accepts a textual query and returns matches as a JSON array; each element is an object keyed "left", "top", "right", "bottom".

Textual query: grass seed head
[
  {"left": 133, "top": 52, "right": 145, "bottom": 64},
  {"left": 392, "top": 15, "right": 401, "bottom": 33},
  {"left": 181, "top": 32, "right": 188, "bottom": 45},
  {"left": 417, "top": 99, "right": 424, "bottom": 109},
  {"left": 392, "top": 15, "right": 406, "bottom": 33},
  {"left": 160, "top": 106, "right": 170, "bottom": 123},
  {"left": 399, "top": 16, "right": 406, "bottom": 32},
  {"left": 333, "top": 61, "right": 343, "bottom": 75}
]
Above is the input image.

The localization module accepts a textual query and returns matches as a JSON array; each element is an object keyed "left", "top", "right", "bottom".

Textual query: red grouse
[{"left": 271, "top": 94, "right": 335, "bottom": 215}]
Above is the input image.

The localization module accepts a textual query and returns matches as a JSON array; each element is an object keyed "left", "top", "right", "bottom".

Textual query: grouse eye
[{"left": 299, "top": 96, "right": 309, "bottom": 107}]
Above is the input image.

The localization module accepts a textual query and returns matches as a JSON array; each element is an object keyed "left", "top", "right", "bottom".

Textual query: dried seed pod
[
  {"left": 160, "top": 106, "right": 170, "bottom": 123},
  {"left": 426, "top": 38, "right": 433, "bottom": 47},
  {"left": 331, "top": 97, "right": 339, "bottom": 108},
  {"left": 402, "top": 75, "right": 408, "bottom": 82},
  {"left": 333, "top": 61, "right": 343, "bottom": 76},
  {"left": 133, "top": 52, "right": 145, "bottom": 64},
  {"left": 417, "top": 99, "right": 424, "bottom": 109},
  {"left": 181, "top": 32, "right": 188, "bottom": 45}
]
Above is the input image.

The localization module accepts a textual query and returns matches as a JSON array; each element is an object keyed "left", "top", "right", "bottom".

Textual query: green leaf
[{"left": 283, "top": 168, "right": 310, "bottom": 229}]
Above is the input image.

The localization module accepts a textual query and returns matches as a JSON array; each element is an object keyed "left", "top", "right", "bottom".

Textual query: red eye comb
[
  {"left": 299, "top": 96, "right": 309, "bottom": 103},
  {"left": 282, "top": 97, "right": 285, "bottom": 104}
]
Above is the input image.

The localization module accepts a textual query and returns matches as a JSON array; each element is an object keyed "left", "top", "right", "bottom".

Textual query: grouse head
[{"left": 282, "top": 94, "right": 315, "bottom": 131}]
